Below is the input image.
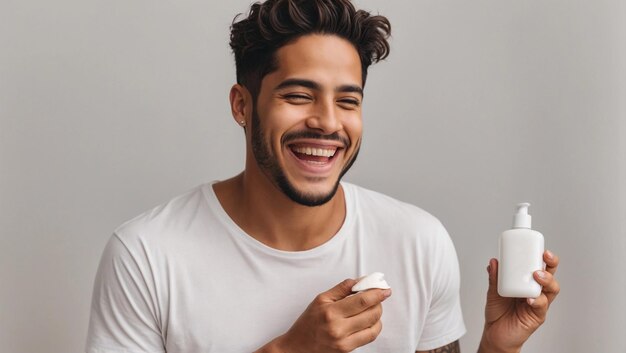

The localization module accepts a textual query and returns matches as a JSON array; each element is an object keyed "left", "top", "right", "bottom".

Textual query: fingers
[
  {"left": 282, "top": 280, "right": 388, "bottom": 353},
  {"left": 488, "top": 252, "right": 559, "bottom": 295},
  {"left": 525, "top": 267, "right": 560, "bottom": 327},
  {"left": 543, "top": 250, "right": 560, "bottom": 275},
  {"left": 336, "top": 288, "right": 391, "bottom": 317},
  {"left": 526, "top": 292, "right": 549, "bottom": 320},
  {"left": 340, "top": 319, "right": 383, "bottom": 351},
  {"left": 324, "top": 286, "right": 387, "bottom": 351},
  {"left": 319, "top": 279, "right": 359, "bottom": 303},
  {"left": 534, "top": 270, "right": 560, "bottom": 304},
  {"left": 342, "top": 303, "right": 383, "bottom": 336}
]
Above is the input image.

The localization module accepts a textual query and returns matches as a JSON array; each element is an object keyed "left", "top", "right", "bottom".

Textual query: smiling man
[
  {"left": 245, "top": 37, "right": 363, "bottom": 207},
  {"left": 86, "top": 1, "right": 560, "bottom": 352}
]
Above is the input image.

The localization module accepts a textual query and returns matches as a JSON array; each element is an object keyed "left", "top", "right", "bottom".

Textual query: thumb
[
  {"left": 486, "top": 258, "right": 500, "bottom": 298},
  {"left": 319, "top": 279, "right": 358, "bottom": 303},
  {"left": 485, "top": 258, "right": 510, "bottom": 324}
]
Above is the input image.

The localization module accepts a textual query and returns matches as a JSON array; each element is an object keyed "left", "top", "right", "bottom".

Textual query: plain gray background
[{"left": 1, "top": 0, "right": 624, "bottom": 352}]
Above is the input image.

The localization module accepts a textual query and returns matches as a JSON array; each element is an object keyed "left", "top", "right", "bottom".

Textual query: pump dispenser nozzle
[{"left": 513, "top": 202, "right": 532, "bottom": 229}]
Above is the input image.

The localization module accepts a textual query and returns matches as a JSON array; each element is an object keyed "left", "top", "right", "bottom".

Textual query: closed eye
[
  {"left": 282, "top": 94, "right": 312, "bottom": 104},
  {"left": 337, "top": 98, "right": 361, "bottom": 108}
]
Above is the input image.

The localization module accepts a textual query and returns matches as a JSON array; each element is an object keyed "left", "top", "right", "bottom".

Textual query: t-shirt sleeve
[
  {"left": 86, "top": 234, "right": 165, "bottom": 353},
  {"left": 415, "top": 222, "right": 466, "bottom": 351}
]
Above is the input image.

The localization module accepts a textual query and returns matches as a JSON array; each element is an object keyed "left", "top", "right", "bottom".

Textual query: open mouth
[{"left": 288, "top": 144, "right": 341, "bottom": 166}]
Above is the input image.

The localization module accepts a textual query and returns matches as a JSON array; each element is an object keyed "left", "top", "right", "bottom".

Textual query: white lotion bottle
[{"left": 497, "top": 203, "right": 544, "bottom": 298}]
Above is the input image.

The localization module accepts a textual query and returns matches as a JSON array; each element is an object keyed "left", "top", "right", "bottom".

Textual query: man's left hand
[{"left": 479, "top": 250, "right": 560, "bottom": 353}]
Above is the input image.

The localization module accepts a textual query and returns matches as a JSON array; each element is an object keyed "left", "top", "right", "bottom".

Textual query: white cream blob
[{"left": 351, "top": 272, "right": 391, "bottom": 292}]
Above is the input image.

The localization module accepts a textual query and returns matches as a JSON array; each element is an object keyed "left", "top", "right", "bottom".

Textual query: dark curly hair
[{"left": 229, "top": 0, "right": 391, "bottom": 101}]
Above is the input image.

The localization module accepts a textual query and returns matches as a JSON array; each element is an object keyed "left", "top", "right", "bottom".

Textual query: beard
[{"left": 250, "top": 109, "right": 360, "bottom": 207}]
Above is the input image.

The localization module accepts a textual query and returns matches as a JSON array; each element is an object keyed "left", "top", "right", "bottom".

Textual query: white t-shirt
[{"left": 86, "top": 182, "right": 465, "bottom": 352}]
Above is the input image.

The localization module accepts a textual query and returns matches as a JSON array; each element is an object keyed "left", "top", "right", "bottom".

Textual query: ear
[{"left": 229, "top": 84, "right": 252, "bottom": 128}]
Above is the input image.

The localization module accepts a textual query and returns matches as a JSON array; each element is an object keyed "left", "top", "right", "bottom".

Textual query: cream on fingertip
[{"left": 351, "top": 272, "right": 391, "bottom": 292}]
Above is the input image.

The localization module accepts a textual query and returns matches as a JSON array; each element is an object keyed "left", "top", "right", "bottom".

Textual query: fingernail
[
  {"left": 382, "top": 289, "right": 392, "bottom": 298},
  {"left": 527, "top": 298, "right": 535, "bottom": 305},
  {"left": 536, "top": 271, "right": 546, "bottom": 279},
  {"left": 546, "top": 250, "right": 554, "bottom": 259}
]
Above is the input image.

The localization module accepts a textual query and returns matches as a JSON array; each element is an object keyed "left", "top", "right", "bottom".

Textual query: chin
[{"left": 276, "top": 175, "right": 342, "bottom": 207}]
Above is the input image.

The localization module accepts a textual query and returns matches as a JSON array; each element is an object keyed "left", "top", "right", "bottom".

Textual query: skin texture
[
  {"left": 219, "top": 33, "right": 562, "bottom": 353},
  {"left": 477, "top": 250, "right": 561, "bottom": 353},
  {"left": 250, "top": 34, "right": 363, "bottom": 206},
  {"left": 274, "top": 279, "right": 391, "bottom": 353},
  {"left": 216, "top": 34, "right": 363, "bottom": 252}
]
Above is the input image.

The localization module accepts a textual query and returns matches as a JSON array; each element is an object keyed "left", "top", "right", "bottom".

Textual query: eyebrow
[{"left": 275, "top": 78, "right": 363, "bottom": 97}]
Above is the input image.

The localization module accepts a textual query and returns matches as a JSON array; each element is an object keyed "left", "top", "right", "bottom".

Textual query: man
[{"left": 86, "top": 0, "right": 560, "bottom": 352}]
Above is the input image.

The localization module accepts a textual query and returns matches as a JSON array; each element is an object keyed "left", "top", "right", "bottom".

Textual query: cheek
[
  {"left": 264, "top": 103, "right": 307, "bottom": 130},
  {"left": 259, "top": 105, "right": 304, "bottom": 150},
  {"left": 342, "top": 115, "right": 363, "bottom": 143},
  {"left": 275, "top": 107, "right": 313, "bottom": 140},
  {"left": 278, "top": 104, "right": 311, "bottom": 126}
]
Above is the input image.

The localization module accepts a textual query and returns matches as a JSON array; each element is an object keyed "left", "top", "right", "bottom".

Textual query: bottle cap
[{"left": 513, "top": 202, "right": 532, "bottom": 228}]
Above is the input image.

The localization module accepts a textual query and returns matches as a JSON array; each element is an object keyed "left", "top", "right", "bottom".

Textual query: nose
[{"left": 305, "top": 97, "right": 343, "bottom": 134}]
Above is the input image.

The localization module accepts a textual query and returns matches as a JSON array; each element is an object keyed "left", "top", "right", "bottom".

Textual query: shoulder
[
  {"left": 113, "top": 183, "right": 211, "bottom": 247},
  {"left": 343, "top": 181, "right": 447, "bottom": 239}
]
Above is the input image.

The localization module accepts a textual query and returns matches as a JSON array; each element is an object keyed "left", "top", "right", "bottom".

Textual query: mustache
[{"left": 282, "top": 131, "right": 350, "bottom": 148}]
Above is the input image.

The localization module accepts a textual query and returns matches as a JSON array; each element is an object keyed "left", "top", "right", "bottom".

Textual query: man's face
[{"left": 250, "top": 34, "right": 363, "bottom": 206}]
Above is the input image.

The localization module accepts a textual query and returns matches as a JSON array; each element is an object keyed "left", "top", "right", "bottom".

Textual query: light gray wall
[{"left": 1, "top": 0, "right": 624, "bottom": 352}]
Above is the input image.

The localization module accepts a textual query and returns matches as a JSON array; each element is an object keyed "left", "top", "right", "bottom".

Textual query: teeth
[{"left": 293, "top": 146, "right": 337, "bottom": 157}]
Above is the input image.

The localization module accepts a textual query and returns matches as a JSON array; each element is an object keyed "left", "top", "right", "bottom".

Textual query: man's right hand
[{"left": 258, "top": 278, "right": 392, "bottom": 353}]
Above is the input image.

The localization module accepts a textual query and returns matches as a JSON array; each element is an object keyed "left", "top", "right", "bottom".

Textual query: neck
[{"left": 213, "top": 172, "right": 346, "bottom": 251}]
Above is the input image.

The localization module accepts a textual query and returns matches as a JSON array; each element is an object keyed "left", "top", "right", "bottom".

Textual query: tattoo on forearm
[{"left": 423, "top": 340, "right": 461, "bottom": 353}]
